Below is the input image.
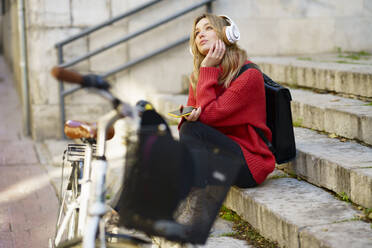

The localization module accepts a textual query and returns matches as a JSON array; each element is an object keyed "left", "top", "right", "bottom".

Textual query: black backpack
[{"left": 236, "top": 63, "right": 296, "bottom": 164}]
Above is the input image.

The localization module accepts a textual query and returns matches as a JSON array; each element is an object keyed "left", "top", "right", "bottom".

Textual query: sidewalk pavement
[{"left": 0, "top": 57, "right": 59, "bottom": 248}]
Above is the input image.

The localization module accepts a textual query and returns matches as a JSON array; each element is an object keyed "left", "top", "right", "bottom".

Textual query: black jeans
[{"left": 179, "top": 121, "right": 257, "bottom": 188}]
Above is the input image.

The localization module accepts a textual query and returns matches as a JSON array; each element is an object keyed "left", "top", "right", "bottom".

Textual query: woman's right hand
[
  {"left": 185, "top": 106, "right": 201, "bottom": 122},
  {"left": 200, "top": 40, "right": 226, "bottom": 68}
]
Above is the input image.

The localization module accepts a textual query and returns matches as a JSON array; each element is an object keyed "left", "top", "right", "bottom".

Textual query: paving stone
[
  {"left": 225, "top": 178, "right": 369, "bottom": 248},
  {"left": 0, "top": 166, "right": 59, "bottom": 248},
  {"left": 0, "top": 232, "right": 15, "bottom": 248},
  {"left": 0, "top": 140, "right": 39, "bottom": 165},
  {"left": 287, "top": 127, "right": 372, "bottom": 208}
]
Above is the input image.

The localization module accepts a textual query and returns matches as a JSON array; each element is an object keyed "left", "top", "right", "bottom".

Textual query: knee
[{"left": 179, "top": 121, "right": 203, "bottom": 142}]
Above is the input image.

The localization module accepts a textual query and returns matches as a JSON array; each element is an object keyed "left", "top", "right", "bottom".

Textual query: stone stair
[
  {"left": 290, "top": 88, "right": 372, "bottom": 146},
  {"left": 148, "top": 55, "right": 372, "bottom": 248},
  {"left": 253, "top": 55, "right": 372, "bottom": 100}
]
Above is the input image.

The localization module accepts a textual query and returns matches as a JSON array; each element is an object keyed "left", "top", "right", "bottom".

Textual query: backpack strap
[
  {"left": 252, "top": 126, "right": 276, "bottom": 155},
  {"left": 235, "top": 63, "right": 276, "bottom": 156},
  {"left": 235, "top": 63, "right": 260, "bottom": 79}
]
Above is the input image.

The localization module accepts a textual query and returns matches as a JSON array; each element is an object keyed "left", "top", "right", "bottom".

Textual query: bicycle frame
[
  {"left": 54, "top": 144, "right": 93, "bottom": 246},
  {"left": 83, "top": 99, "right": 140, "bottom": 248}
]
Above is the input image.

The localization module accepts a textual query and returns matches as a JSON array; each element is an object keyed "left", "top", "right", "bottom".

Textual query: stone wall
[
  {"left": 3, "top": 0, "right": 372, "bottom": 139},
  {"left": 215, "top": 0, "right": 372, "bottom": 55},
  {"left": 2, "top": 0, "right": 22, "bottom": 98}
]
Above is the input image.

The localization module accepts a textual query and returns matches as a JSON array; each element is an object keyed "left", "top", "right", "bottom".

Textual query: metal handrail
[
  {"left": 56, "top": 0, "right": 215, "bottom": 138},
  {"left": 58, "top": 0, "right": 214, "bottom": 68},
  {"left": 55, "top": 0, "right": 162, "bottom": 48},
  {"left": 102, "top": 35, "right": 190, "bottom": 78}
]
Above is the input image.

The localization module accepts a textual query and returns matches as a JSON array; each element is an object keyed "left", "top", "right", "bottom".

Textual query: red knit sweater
[{"left": 179, "top": 61, "right": 275, "bottom": 184}]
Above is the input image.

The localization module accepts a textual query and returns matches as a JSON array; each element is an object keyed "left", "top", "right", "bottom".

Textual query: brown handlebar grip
[{"left": 51, "top": 66, "right": 84, "bottom": 84}]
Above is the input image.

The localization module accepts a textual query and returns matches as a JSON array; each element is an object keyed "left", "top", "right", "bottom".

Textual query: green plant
[
  {"left": 219, "top": 206, "right": 240, "bottom": 222},
  {"left": 297, "top": 57, "right": 312, "bottom": 61},
  {"left": 219, "top": 206, "right": 279, "bottom": 247},
  {"left": 220, "top": 232, "right": 236, "bottom": 237},
  {"left": 364, "top": 208, "right": 372, "bottom": 215},
  {"left": 269, "top": 174, "right": 289, "bottom": 180},
  {"left": 338, "top": 192, "right": 350, "bottom": 202},
  {"left": 363, "top": 102, "right": 372, "bottom": 106},
  {"left": 336, "top": 47, "right": 342, "bottom": 54},
  {"left": 293, "top": 118, "right": 303, "bottom": 127}
]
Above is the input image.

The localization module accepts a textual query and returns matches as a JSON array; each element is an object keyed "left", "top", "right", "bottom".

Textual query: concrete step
[
  {"left": 148, "top": 93, "right": 188, "bottom": 124},
  {"left": 287, "top": 127, "right": 372, "bottom": 209},
  {"left": 150, "top": 91, "right": 372, "bottom": 146},
  {"left": 153, "top": 94, "right": 372, "bottom": 206},
  {"left": 252, "top": 55, "right": 372, "bottom": 100},
  {"left": 225, "top": 178, "right": 372, "bottom": 248},
  {"left": 290, "top": 88, "right": 372, "bottom": 146},
  {"left": 154, "top": 94, "right": 372, "bottom": 247}
]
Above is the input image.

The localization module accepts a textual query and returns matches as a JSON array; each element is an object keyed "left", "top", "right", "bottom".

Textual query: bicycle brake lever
[{"left": 82, "top": 74, "right": 110, "bottom": 90}]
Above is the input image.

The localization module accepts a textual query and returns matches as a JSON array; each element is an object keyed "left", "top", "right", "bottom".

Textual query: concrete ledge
[
  {"left": 287, "top": 127, "right": 372, "bottom": 209},
  {"left": 148, "top": 93, "right": 188, "bottom": 123},
  {"left": 299, "top": 221, "right": 372, "bottom": 248},
  {"left": 252, "top": 56, "right": 372, "bottom": 99},
  {"left": 225, "top": 178, "right": 372, "bottom": 248},
  {"left": 290, "top": 88, "right": 372, "bottom": 145},
  {"left": 150, "top": 90, "right": 372, "bottom": 146}
]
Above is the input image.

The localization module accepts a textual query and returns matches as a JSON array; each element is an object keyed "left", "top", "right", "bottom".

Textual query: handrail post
[
  {"left": 206, "top": 1, "right": 213, "bottom": 12},
  {"left": 57, "top": 45, "right": 66, "bottom": 139}
]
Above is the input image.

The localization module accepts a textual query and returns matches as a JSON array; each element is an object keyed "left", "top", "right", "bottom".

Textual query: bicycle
[
  {"left": 50, "top": 67, "right": 242, "bottom": 248},
  {"left": 50, "top": 68, "right": 155, "bottom": 248}
]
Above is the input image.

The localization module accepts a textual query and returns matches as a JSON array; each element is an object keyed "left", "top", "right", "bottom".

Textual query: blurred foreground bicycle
[
  {"left": 49, "top": 68, "right": 156, "bottom": 248},
  {"left": 49, "top": 66, "right": 241, "bottom": 248}
]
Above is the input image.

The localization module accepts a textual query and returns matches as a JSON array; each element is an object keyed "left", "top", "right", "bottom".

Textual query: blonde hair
[{"left": 190, "top": 13, "right": 247, "bottom": 93}]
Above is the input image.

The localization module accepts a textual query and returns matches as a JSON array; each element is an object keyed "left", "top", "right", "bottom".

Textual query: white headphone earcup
[
  {"left": 220, "top": 15, "right": 240, "bottom": 45},
  {"left": 225, "top": 24, "right": 240, "bottom": 44}
]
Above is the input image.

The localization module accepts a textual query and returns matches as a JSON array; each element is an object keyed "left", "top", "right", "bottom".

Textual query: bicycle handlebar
[
  {"left": 51, "top": 66, "right": 84, "bottom": 84},
  {"left": 51, "top": 67, "right": 111, "bottom": 90}
]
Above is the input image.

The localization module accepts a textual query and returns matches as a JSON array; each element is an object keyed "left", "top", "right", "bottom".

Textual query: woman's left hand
[
  {"left": 200, "top": 40, "right": 226, "bottom": 68},
  {"left": 185, "top": 107, "right": 202, "bottom": 122}
]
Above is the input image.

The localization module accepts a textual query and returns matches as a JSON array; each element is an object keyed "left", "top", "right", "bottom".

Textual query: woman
[
  {"left": 117, "top": 13, "right": 276, "bottom": 244},
  {"left": 179, "top": 13, "right": 275, "bottom": 188}
]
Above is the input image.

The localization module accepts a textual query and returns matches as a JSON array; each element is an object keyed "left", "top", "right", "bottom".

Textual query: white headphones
[
  {"left": 190, "top": 15, "right": 240, "bottom": 56},
  {"left": 219, "top": 15, "right": 240, "bottom": 45}
]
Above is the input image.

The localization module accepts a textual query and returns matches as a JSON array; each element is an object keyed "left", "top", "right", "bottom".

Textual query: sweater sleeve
[
  {"left": 178, "top": 82, "right": 197, "bottom": 130},
  {"left": 197, "top": 66, "right": 266, "bottom": 127},
  {"left": 186, "top": 83, "right": 196, "bottom": 107}
]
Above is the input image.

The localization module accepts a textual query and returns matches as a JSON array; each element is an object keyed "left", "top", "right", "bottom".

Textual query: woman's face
[{"left": 194, "top": 18, "right": 219, "bottom": 56}]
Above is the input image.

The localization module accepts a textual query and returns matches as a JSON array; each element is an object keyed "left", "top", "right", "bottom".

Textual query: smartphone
[{"left": 168, "top": 106, "right": 196, "bottom": 118}]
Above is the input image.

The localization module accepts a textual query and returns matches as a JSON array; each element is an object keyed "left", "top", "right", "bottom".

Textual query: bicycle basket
[{"left": 115, "top": 110, "right": 241, "bottom": 244}]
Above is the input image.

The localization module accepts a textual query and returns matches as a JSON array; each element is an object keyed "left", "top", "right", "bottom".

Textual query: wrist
[{"left": 200, "top": 63, "right": 218, "bottom": 68}]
